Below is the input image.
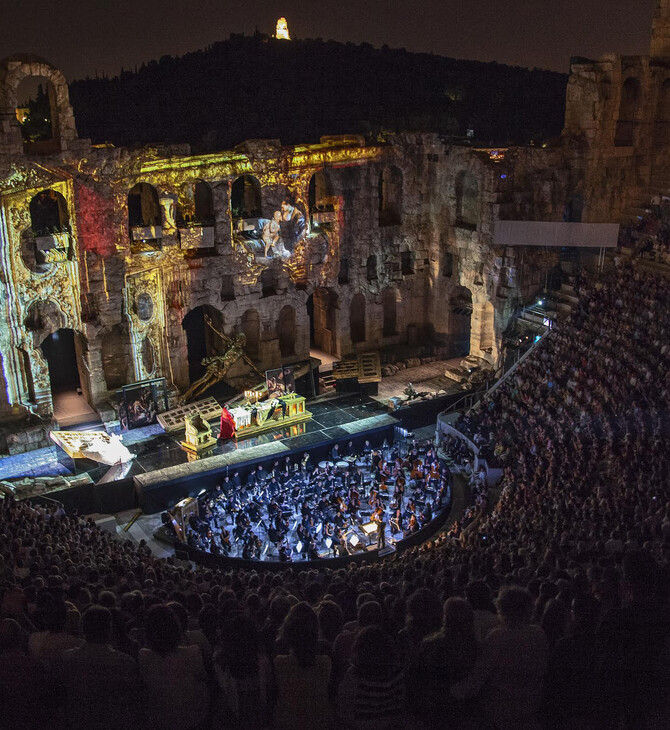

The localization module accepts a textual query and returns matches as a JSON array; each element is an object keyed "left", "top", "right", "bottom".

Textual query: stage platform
[{"left": 2, "top": 388, "right": 471, "bottom": 514}]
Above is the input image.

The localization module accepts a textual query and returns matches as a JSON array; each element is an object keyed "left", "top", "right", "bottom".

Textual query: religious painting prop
[
  {"left": 266, "top": 367, "right": 295, "bottom": 398},
  {"left": 119, "top": 377, "right": 168, "bottom": 430}
]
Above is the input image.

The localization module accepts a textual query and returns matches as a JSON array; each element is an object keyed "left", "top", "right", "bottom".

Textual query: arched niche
[
  {"left": 382, "top": 288, "right": 398, "bottom": 337},
  {"left": 615, "top": 77, "right": 642, "bottom": 147},
  {"left": 277, "top": 305, "right": 296, "bottom": 358},
  {"left": 350, "top": 293, "right": 366, "bottom": 344},
  {"left": 455, "top": 171, "right": 479, "bottom": 229},
  {"left": 378, "top": 166, "right": 403, "bottom": 227},
  {"left": 231, "top": 175, "right": 262, "bottom": 219}
]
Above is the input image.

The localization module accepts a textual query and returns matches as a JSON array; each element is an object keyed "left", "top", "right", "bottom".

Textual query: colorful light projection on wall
[{"left": 233, "top": 198, "right": 306, "bottom": 264}]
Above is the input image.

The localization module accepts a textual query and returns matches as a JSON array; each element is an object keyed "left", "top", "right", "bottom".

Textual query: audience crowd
[{"left": 1, "top": 262, "right": 670, "bottom": 730}]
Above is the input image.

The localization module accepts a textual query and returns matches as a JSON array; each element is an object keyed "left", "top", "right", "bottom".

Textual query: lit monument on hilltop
[{"left": 275, "top": 17, "right": 291, "bottom": 40}]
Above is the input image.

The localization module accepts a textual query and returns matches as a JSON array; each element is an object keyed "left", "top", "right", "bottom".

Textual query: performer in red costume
[{"left": 219, "top": 407, "right": 236, "bottom": 440}]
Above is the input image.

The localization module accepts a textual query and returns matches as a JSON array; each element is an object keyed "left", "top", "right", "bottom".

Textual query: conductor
[{"left": 377, "top": 518, "right": 386, "bottom": 549}]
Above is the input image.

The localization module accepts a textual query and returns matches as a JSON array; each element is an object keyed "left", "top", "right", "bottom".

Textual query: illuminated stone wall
[{"left": 0, "top": 59, "right": 572, "bottom": 434}]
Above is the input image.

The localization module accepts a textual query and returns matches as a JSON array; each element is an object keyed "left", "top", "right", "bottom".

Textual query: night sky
[{"left": 0, "top": 0, "right": 657, "bottom": 83}]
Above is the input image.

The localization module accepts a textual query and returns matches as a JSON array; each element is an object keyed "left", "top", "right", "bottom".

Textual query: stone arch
[
  {"left": 654, "top": 78, "right": 670, "bottom": 146},
  {"left": 231, "top": 175, "right": 262, "bottom": 219},
  {"left": 277, "top": 305, "right": 296, "bottom": 358},
  {"left": 455, "top": 171, "right": 479, "bottom": 228},
  {"left": 378, "top": 165, "right": 403, "bottom": 226},
  {"left": 382, "top": 288, "right": 398, "bottom": 337},
  {"left": 23, "top": 299, "right": 66, "bottom": 345},
  {"left": 0, "top": 55, "right": 79, "bottom": 154},
  {"left": 241, "top": 309, "right": 261, "bottom": 360},
  {"left": 350, "top": 293, "right": 366, "bottom": 344},
  {"left": 449, "top": 286, "right": 472, "bottom": 356},
  {"left": 181, "top": 304, "right": 226, "bottom": 384},
  {"left": 615, "top": 77, "right": 642, "bottom": 146}
]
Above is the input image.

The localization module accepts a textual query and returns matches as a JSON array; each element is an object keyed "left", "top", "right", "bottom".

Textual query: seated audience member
[
  {"left": 338, "top": 626, "right": 405, "bottom": 729},
  {"left": 138, "top": 604, "right": 209, "bottom": 730},
  {"left": 0, "top": 618, "right": 51, "bottom": 730},
  {"left": 213, "top": 611, "right": 271, "bottom": 730},
  {"left": 408, "top": 597, "right": 478, "bottom": 728},
  {"left": 63, "top": 605, "right": 140, "bottom": 730},
  {"left": 452, "top": 587, "right": 548, "bottom": 730},
  {"left": 274, "top": 602, "right": 332, "bottom": 730}
]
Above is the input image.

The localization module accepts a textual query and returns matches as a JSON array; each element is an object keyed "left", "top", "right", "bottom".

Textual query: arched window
[
  {"left": 366, "top": 255, "right": 378, "bottom": 281},
  {"left": 277, "top": 305, "right": 296, "bottom": 357},
  {"left": 655, "top": 79, "right": 670, "bottom": 146},
  {"left": 15, "top": 75, "right": 59, "bottom": 153},
  {"left": 350, "top": 293, "right": 366, "bottom": 344},
  {"left": 382, "top": 289, "right": 397, "bottom": 337},
  {"left": 128, "top": 183, "right": 162, "bottom": 248},
  {"left": 455, "top": 171, "right": 479, "bottom": 229},
  {"left": 128, "top": 183, "right": 161, "bottom": 228},
  {"left": 231, "top": 175, "right": 262, "bottom": 219},
  {"left": 29, "top": 190, "right": 69, "bottom": 235},
  {"left": 194, "top": 180, "right": 214, "bottom": 225},
  {"left": 27, "top": 190, "right": 71, "bottom": 270},
  {"left": 241, "top": 309, "right": 261, "bottom": 360},
  {"left": 378, "top": 166, "right": 403, "bottom": 226},
  {"left": 261, "top": 268, "right": 278, "bottom": 297},
  {"left": 615, "top": 77, "right": 642, "bottom": 147},
  {"left": 309, "top": 170, "right": 335, "bottom": 221}
]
